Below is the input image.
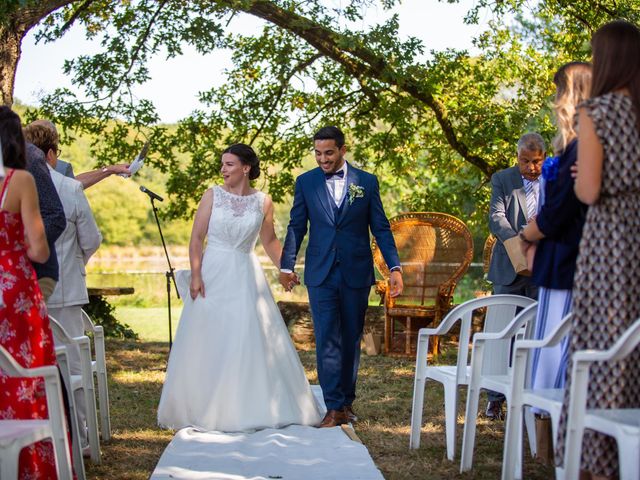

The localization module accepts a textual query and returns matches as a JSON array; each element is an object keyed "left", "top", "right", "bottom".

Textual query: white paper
[
  {"left": 128, "top": 154, "right": 144, "bottom": 175},
  {"left": 120, "top": 140, "right": 149, "bottom": 177}
]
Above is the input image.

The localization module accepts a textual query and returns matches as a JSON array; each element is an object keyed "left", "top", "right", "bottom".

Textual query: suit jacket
[
  {"left": 532, "top": 140, "right": 587, "bottom": 290},
  {"left": 487, "top": 165, "right": 530, "bottom": 286},
  {"left": 47, "top": 168, "right": 102, "bottom": 308},
  {"left": 281, "top": 163, "right": 400, "bottom": 289},
  {"left": 26, "top": 143, "right": 66, "bottom": 280},
  {"left": 55, "top": 159, "right": 75, "bottom": 179}
]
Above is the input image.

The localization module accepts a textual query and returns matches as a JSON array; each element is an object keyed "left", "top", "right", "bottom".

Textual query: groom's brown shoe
[
  {"left": 319, "top": 409, "right": 348, "bottom": 428},
  {"left": 344, "top": 405, "right": 358, "bottom": 423}
]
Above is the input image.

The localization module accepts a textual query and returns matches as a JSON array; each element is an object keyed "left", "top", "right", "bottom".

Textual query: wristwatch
[{"left": 102, "top": 166, "right": 109, "bottom": 174}]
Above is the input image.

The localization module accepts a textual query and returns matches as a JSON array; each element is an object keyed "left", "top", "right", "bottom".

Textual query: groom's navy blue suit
[{"left": 282, "top": 163, "right": 400, "bottom": 410}]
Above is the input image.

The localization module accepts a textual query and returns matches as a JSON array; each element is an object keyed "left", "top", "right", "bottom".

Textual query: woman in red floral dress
[{"left": 0, "top": 106, "right": 65, "bottom": 478}]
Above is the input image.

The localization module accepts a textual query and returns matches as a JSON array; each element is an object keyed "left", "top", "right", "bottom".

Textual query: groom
[{"left": 280, "top": 126, "right": 403, "bottom": 428}]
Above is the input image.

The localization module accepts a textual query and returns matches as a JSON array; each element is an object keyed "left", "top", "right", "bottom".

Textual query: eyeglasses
[{"left": 47, "top": 146, "right": 62, "bottom": 157}]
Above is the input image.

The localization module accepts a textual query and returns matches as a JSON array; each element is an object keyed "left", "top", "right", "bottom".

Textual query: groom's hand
[
  {"left": 389, "top": 270, "right": 404, "bottom": 298},
  {"left": 279, "top": 272, "right": 299, "bottom": 292}
]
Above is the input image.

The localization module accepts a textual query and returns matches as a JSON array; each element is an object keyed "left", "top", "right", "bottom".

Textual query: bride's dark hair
[{"left": 223, "top": 143, "right": 260, "bottom": 180}]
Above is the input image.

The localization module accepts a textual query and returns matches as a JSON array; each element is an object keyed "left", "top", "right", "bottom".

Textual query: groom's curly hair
[
  {"left": 223, "top": 143, "right": 260, "bottom": 180},
  {"left": 313, "top": 126, "right": 345, "bottom": 148}
]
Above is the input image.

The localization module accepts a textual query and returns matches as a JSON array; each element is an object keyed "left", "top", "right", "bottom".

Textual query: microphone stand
[{"left": 147, "top": 196, "right": 180, "bottom": 350}]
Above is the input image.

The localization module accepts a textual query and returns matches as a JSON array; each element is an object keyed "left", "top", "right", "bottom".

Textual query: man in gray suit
[
  {"left": 485, "top": 132, "right": 545, "bottom": 418},
  {"left": 488, "top": 132, "right": 545, "bottom": 297}
]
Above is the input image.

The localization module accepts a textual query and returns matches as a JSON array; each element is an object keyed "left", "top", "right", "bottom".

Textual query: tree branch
[
  {"left": 108, "top": 0, "right": 168, "bottom": 97},
  {"left": 224, "top": 0, "right": 492, "bottom": 176},
  {"left": 59, "top": 0, "right": 97, "bottom": 34},
  {"left": 249, "top": 52, "right": 321, "bottom": 145},
  {"left": 81, "top": 0, "right": 169, "bottom": 106},
  {"left": 8, "top": 0, "right": 77, "bottom": 31}
]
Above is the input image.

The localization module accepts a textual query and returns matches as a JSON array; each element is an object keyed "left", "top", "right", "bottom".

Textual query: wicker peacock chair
[
  {"left": 482, "top": 234, "right": 497, "bottom": 275},
  {"left": 372, "top": 212, "right": 474, "bottom": 356}
]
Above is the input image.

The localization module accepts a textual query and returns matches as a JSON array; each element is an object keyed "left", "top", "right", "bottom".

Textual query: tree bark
[
  {"left": 0, "top": 25, "right": 23, "bottom": 106},
  {"left": 0, "top": 0, "right": 77, "bottom": 106}
]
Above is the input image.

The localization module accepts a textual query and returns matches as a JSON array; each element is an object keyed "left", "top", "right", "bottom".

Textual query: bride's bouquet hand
[{"left": 190, "top": 275, "right": 205, "bottom": 299}]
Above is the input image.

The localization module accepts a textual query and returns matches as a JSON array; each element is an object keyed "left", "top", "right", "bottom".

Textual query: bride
[{"left": 157, "top": 144, "right": 321, "bottom": 432}]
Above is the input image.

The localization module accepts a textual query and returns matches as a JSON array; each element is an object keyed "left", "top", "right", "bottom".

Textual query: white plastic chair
[
  {"left": 55, "top": 345, "right": 87, "bottom": 480},
  {"left": 564, "top": 318, "right": 640, "bottom": 480},
  {"left": 501, "top": 313, "right": 572, "bottom": 480},
  {"left": 460, "top": 302, "right": 539, "bottom": 473},
  {"left": 410, "top": 294, "right": 536, "bottom": 461},
  {"left": 0, "top": 345, "right": 73, "bottom": 480},
  {"left": 81, "top": 309, "right": 111, "bottom": 441},
  {"left": 49, "top": 315, "right": 101, "bottom": 464}
]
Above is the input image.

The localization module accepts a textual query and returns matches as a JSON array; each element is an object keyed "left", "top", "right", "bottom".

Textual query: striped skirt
[{"left": 530, "top": 286, "right": 572, "bottom": 394}]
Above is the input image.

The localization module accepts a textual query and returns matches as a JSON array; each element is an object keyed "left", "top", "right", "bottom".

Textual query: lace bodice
[{"left": 206, "top": 186, "right": 265, "bottom": 254}]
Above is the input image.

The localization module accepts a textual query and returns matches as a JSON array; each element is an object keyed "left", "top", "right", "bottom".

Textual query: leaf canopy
[{"left": 7, "top": 0, "right": 640, "bottom": 234}]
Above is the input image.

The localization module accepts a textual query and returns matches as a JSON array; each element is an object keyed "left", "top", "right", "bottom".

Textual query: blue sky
[{"left": 14, "top": 0, "right": 488, "bottom": 123}]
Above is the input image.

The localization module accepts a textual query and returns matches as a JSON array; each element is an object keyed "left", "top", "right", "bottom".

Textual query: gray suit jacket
[
  {"left": 47, "top": 168, "right": 102, "bottom": 308},
  {"left": 487, "top": 165, "right": 529, "bottom": 286},
  {"left": 55, "top": 159, "right": 75, "bottom": 179}
]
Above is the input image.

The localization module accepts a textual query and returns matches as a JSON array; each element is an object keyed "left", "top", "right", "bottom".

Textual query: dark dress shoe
[
  {"left": 485, "top": 400, "right": 505, "bottom": 420},
  {"left": 319, "top": 409, "right": 348, "bottom": 428},
  {"left": 344, "top": 405, "right": 358, "bottom": 423}
]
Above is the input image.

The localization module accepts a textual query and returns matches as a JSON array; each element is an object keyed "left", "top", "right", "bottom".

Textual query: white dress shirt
[{"left": 326, "top": 162, "right": 348, "bottom": 206}]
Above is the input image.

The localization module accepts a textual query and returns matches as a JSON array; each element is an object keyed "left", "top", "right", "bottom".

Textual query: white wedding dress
[{"left": 157, "top": 186, "right": 321, "bottom": 432}]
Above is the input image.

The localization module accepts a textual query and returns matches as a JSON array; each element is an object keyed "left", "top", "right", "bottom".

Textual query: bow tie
[{"left": 325, "top": 170, "right": 344, "bottom": 180}]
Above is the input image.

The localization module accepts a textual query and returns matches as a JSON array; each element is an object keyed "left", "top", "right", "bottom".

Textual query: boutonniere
[
  {"left": 541, "top": 155, "right": 560, "bottom": 181},
  {"left": 348, "top": 184, "right": 365, "bottom": 205}
]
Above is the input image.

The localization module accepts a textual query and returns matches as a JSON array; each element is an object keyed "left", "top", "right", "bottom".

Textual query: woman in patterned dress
[
  {"left": 0, "top": 106, "right": 65, "bottom": 478},
  {"left": 554, "top": 21, "right": 640, "bottom": 479}
]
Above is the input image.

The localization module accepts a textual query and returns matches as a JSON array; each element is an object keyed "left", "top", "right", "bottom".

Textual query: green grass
[
  {"left": 114, "top": 307, "right": 183, "bottom": 342},
  {"left": 93, "top": 333, "right": 554, "bottom": 480}
]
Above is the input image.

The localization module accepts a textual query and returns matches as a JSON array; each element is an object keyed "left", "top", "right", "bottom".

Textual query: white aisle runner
[{"left": 151, "top": 386, "right": 384, "bottom": 480}]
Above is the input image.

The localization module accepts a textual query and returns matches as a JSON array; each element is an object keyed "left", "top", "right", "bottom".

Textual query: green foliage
[
  {"left": 86, "top": 179, "right": 149, "bottom": 245},
  {"left": 36, "top": 123, "right": 194, "bottom": 246},
  {"left": 83, "top": 175, "right": 192, "bottom": 246},
  {"left": 84, "top": 295, "right": 138, "bottom": 339},
  {"left": 11, "top": 0, "right": 640, "bottom": 237}
]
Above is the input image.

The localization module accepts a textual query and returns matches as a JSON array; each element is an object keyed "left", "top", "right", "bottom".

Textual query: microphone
[{"left": 140, "top": 185, "right": 164, "bottom": 202}]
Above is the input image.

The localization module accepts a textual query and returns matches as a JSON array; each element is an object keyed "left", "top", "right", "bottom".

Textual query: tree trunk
[
  {"left": 0, "top": 24, "right": 23, "bottom": 106},
  {"left": 0, "top": 0, "right": 78, "bottom": 106}
]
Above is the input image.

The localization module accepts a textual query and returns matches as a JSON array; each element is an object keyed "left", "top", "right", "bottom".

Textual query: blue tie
[{"left": 525, "top": 180, "right": 537, "bottom": 219}]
